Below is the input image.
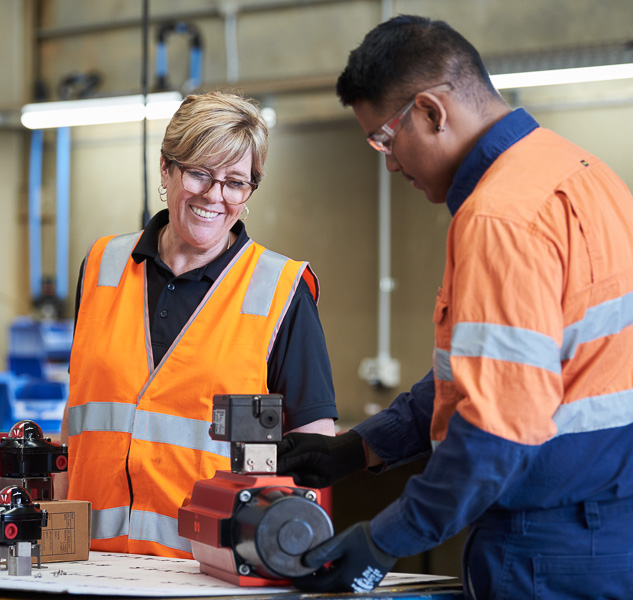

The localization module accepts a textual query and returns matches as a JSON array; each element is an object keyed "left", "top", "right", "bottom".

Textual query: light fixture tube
[
  {"left": 491, "top": 62, "right": 633, "bottom": 90},
  {"left": 19, "top": 62, "right": 633, "bottom": 128},
  {"left": 21, "top": 91, "right": 183, "bottom": 129}
]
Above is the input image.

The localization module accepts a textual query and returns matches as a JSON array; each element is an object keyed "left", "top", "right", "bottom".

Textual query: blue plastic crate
[
  {"left": 0, "top": 372, "right": 66, "bottom": 434},
  {"left": 12, "top": 379, "right": 67, "bottom": 434},
  {"left": 7, "top": 317, "right": 73, "bottom": 380}
]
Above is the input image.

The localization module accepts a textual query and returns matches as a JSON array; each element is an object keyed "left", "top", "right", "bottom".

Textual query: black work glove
[
  {"left": 292, "top": 521, "right": 397, "bottom": 593},
  {"left": 276, "top": 430, "right": 366, "bottom": 488}
]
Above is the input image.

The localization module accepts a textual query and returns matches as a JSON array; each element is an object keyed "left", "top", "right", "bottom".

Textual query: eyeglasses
[
  {"left": 172, "top": 160, "right": 258, "bottom": 205},
  {"left": 367, "top": 83, "right": 453, "bottom": 154}
]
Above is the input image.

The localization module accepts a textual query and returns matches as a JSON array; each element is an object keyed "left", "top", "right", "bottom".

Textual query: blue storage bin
[
  {"left": 0, "top": 372, "right": 30, "bottom": 432},
  {"left": 11, "top": 379, "right": 67, "bottom": 434},
  {"left": 0, "top": 374, "right": 66, "bottom": 434},
  {"left": 7, "top": 317, "right": 73, "bottom": 381}
]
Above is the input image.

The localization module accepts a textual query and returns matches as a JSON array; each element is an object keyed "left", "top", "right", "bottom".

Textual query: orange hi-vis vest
[{"left": 67, "top": 232, "right": 318, "bottom": 557}]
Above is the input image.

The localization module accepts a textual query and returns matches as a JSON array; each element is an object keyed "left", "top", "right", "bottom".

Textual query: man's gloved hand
[
  {"left": 292, "top": 522, "right": 397, "bottom": 593},
  {"left": 276, "top": 430, "right": 366, "bottom": 488}
]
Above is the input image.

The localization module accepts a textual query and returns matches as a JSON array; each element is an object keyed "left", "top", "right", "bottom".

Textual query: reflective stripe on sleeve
[
  {"left": 241, "top": 249, "right": 288, "bottom": 317},
  {"left": 562, "top": 291, "right": 633, "bottom": 361},
  {"left": 91, "top": 506, "right": 130, "bottom": 540},
  {"left": 97, "top": 232, "right": 142, "bottom": 287},
  {"left": 132, "top": 410, "right": 230, "bottom": 456},
  {"left": 68, "top": 402, "right": 136, "bottom": 436},
  {"left": 553, "top": 388, "right": 633, "bottom": 436},
  {"left": 431, "top": 387, "right": 633, "bottom": 444},
  {"left": 129, "top": 510, "right": 192, "bottom": 553},
  {"left": 451, "top": 322, "right": 561, "bottom": 374},
  {"left": 433, "top": 348, "right": 453, "bottom": 382}
]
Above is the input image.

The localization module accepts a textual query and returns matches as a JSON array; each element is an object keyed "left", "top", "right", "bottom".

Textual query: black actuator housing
[
  {"left": 211, "top": 395, "right": 282, "bottom": 443},
  {"left": 0, "top": 486, "right": 48, "bottom": 544},
  {"left": 0, "top": 420, "right": 68, "bottom": 477}
]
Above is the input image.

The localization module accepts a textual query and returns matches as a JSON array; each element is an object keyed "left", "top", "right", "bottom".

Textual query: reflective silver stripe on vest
[
  {"left": 91, "top": 506, "right": 130, "bottom": 540},
  {"left": 68, "top": 402, "right": 136, "bottom": 436},
  {"left": 98, "top": 232, "right": 142, "bottom": 287},
  {"left": 241, "top": 249, "right": 288, "bottom": 317},
  {"left": 70, "top": 404, "right": 229, "bottom": 456},
  {"left": 129, "top": 510, "right": 192, "bottom": 553},
  {"left": 78, "top": 238, "right": 99, "bottom": 308},
  {"left": 142, "top": 262, "right": 154, "bottom": 374},
  {"left": 266, "top": 263, "right": 307, "bottom": 362},
  {"left": 132, "top": 410, "right": 230, "bottom": 456}
]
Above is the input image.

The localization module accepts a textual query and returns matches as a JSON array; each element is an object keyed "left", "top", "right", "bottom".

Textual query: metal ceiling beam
[
  {"left": 35, "top": 0, "right": 346, "bottom": 40},
  {"left": 485, "top": 40, "right": 633, "bottom": 75}
]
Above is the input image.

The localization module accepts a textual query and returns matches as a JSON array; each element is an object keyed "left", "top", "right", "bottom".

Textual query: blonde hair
[{"left": 161, "top": 91, "right": 268, "bottom": 184}]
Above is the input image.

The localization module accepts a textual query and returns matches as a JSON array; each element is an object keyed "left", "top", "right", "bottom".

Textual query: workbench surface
[{"left": 0, "top": 552, "right": 464, "bottom": 600}]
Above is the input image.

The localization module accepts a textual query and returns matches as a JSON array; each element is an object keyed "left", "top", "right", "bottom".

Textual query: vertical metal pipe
[
  {"left": 55, "top": 127, "right": 71, "bottom": 301},
  {"left": 377, "top": 0, "right": 394, "bottom": 361},
  {"left": 224, "top": 9, "right": 239, "bottom": 82},
  {"left": 377, "top": 154, "right": 392, "bottom": 361},
  {"left": 190, "top": 45, "right": 203, "bottom": 88},
  {"left": 28, "top": 130, "right": 44, "bottom": 301},
  {"left": 381, "top": 0, "right": 393, "bottom": 20},
  {"left": 141, "top": 0, "right": 150, "bottom": 228}
]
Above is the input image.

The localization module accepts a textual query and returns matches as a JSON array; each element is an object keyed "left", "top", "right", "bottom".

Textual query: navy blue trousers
[{"left": 463, "top": 497, "right": 633, "bottom": 599}]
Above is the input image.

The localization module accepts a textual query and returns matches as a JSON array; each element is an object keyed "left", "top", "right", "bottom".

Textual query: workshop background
[{"left": 1, "top": 0, "right": 633, "bottom": 580}]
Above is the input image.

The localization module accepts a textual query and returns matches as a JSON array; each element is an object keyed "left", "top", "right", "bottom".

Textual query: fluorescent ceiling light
[
  {"left": 491, "top": 63, "right": 633, "bottom": 90},
  {"left": 21, "top": 91, "right": 183, "bottom": 129},
  {"left": 19, "top": 61, "right": 633, "bottom": 128}
]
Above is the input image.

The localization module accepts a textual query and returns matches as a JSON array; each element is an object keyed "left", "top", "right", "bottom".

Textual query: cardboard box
[{"left": 37, "top": 500, "right": 91, "bottom": 563}]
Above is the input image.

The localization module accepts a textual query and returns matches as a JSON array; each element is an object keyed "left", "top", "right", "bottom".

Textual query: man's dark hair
[{"left": 336, "top": 15, "right": 499, "bottom": 110}]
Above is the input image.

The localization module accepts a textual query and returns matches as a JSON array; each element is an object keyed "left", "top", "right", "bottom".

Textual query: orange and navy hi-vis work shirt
[
  {"left": 356, "top": 109, "right": 633, "bottom": 557},
  {"left": 67, "top": 234, "right": 318, "bottom": 557}
]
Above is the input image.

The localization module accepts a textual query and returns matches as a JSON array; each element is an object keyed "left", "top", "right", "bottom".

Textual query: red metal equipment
[{"left": 179, "top": 395, "right": 333, "bottom": 587}]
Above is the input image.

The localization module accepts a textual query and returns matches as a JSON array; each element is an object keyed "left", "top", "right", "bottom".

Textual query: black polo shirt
[{"left": 74, "top": 210, "right": 337, "bottom": 431}]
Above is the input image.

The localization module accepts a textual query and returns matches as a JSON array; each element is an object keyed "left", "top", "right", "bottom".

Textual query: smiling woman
[
  {"left": 158, "top": 150, "right": 252, "bottom": 275},
  {"left": 58, "top": 91, "right": 338, "bottom": 560},
  {"left": 157, "top": 93, "right": 266, "bottom": 275}
]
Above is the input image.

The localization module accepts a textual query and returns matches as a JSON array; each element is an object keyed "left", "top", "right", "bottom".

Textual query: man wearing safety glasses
[{"left": 277, "top": 15, "right": 633, "bottom": 600}]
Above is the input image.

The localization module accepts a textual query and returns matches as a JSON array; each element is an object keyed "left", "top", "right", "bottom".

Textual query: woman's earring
[
  {"left": 158, "top": 184, "right": 167, "bottom": 202},
  {"left": 240, "top": 205, "right": 250, "bottom": 220},
  {"left": 435, "top": 124, "right": 446, "bottom": 133}
]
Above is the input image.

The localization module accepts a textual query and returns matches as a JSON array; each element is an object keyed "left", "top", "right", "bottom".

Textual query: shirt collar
[
  {"left": 445, "top": 108, "right": 540, "bottom": 216},
  {"left": 132, "top": 208, "right": 249, "bottom": 281}
]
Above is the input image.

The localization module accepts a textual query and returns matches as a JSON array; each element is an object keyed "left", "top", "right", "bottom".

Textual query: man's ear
[{"left": 413, "top": 91, "right": 448, "bottom": 133}]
